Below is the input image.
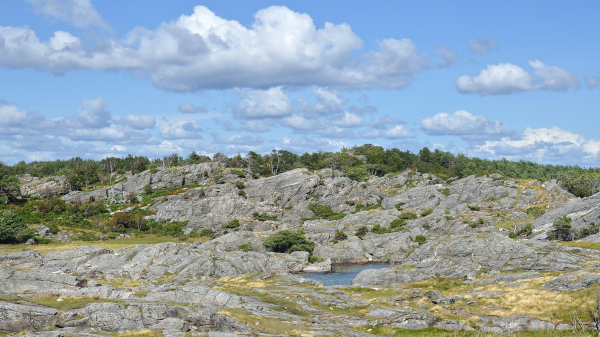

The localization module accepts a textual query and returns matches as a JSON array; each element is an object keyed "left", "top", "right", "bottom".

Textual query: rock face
[
  {"left": 19, "top": 175, "right": 69, "bottom": 198},
  {"left": 0, "top": 302, "right": 59, "bottom": 332}
]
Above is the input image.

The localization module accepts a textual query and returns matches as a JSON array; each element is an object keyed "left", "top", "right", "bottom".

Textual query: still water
[{"left": 301, "top": 264, "right": 389, "bottom": 286}]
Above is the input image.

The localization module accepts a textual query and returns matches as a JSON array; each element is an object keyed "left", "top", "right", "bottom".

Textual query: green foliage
[
  {"left": 355, "top": 226, "right": 368, "bottom": 239},
  {"left": 551, "top": 216, "right": 573, "bottom": 241},
  {"left": 224, "top": 219, "right": 240, "bottom": 229},
  {"left": 238, "top": 190, "right": 247, "bottom": 199},
  {"left": 235, "top": 181, "right": 245, "bottom": 189},
  {"left": 398, "top": 212, "right": 417, "bottom": 220},
  {"left": 308, "top": 255, "right": 320, "bottom": 263},
  {"left": 525, "top": 207, "right": 546, "bottom": 218},
  {"left": 147, "top": 220, "right": 188, "bottom": 237},
  {"left": 421, "top": 208, "right": 433, "bottom": 217},
  {"left": 414, "top": 235, "right": 427, "bottom": 244},
  {"left": 516, "top": 223, "right": 533, "bottom": 237},
  {"left": 372, "top": 224, "right": 391, "bottom": 234},
  {"left": 253, "top": 212, "right": 277, "bottom": 221},
  {"left": 0, "top": 210, "right": 27, "bottom": 242},
  {"left": 422, "top": 224, "right": 431, "bottom": 229},
  {"left": 47, "top": 224, "right": 59, "bottom": 234},
  {"left": 307, "top": 204, "right": 346, "bottom": 221},
  {"left": 353, "top": 197, "right": 384, "bottom": 214},
  {"left": 263, "top": 230, "right": 316, "bottom": 254},
  {"left": 444, "top": 215, "right": 454, "bottom": 221},
  {"left": 439, "top": 188, "right": 450, "bottom": 196},
  {"left": 15, "top": 228, "right": 36, "bottom": 243},
  {"left": 199, "top": 229, "right": 214, "bottom": 238},
  {"left": 468, "top": 205, "right": 481, "bottom": 211},
  {"left": 333, "top": 230, "right": 347, "bottom": 242},
  {"left": 230, "top": 169, "right": 246, "bottom": 178},
  {"left": 394, "top": 202, "right": 406, "bottom": 210},
  {"left": 390, "top": 218, "right": 406, "bottom": 229},
  {"left": 238, "top": 243, "right": 252, "bottom": 252},
  {"left": 143, "top": 184, "right": 152, "bottom": 194},
  {"left": 0, "top": 163, "right": 19, "bottom": 204},
  {"left": 509, "top": 232, "right": 517, "bottom": 239}
]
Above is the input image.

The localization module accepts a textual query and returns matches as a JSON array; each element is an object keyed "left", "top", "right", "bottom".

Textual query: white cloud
[
  {"left": 478, "top": 127, "right": 600, "bottom": 163},
  {"left": 217, "top": 134, "right": 264, "bottom": 145},
  {"left": 240, "top": 120, "right": 270, "bottom": 133},
  {"left": 359, "top": 129, "right": 383, "bottom": 138},
  {"left": 159, "top": 121, "right": 203, "bottom": 140},
  {"left": 384, "top": 125, "right": 414, "bottom": 139},
  {"left": 469, "top": 38, "right": 499, "bottom": 54},
  {"left": 120, "top": 113, "right": 156, "bottom": 129},
  {"left": 456, "top": 60, "right": 580, "bottom": 95},
  {"left": 584, "top": 73, "right": 600, "bottom": 89},
  {"left": 74, "top": 97, "right": 111, "bottom": 128},
  {"left": 26, "top": 0, "right": 110, "bottom": 31},
  {"left": 370, "top": 114, "right": 404, "bottom": 129},
  {"left": 434, "top": 46, "right": 457, "bottom": 68},
  {"left": 421, "top": 110, "right": 514, "bottom": 140},
  {"left": 138, "top": 141, "right": 183, "bottom": 157},
  {"left": 214, "top": 118, "right": 237, "bottom": 131},
  {"left": 232, "top": 87, "right": 293, "bottom": 119},
  {"left": 330, "top": 112, "right": 364, "bottom": 128},
  {"left": 0, "top": 5, "right": 430, "bottom": 91},
  {"left": 281, "top": 136, "right": 347, "bottom": 152},
  {"left": 178, "top": 103, "right": 207, "bottom": 114}
]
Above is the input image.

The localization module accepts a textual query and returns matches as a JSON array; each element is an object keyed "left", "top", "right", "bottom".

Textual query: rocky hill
[{"left": 3, "top": 163, "right": 600, "bottom": 336}]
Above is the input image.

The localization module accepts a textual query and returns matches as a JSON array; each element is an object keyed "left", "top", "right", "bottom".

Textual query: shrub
[
  {"left": 422, "top": 224, "right": 431, "bottom": 229},
  {"left": 0, "top": 210, "right": 27, "bottom": 242},
  {"left": 199, "top": 229, "right": 214, "bottom": 238},
  {"left": 414, "top": 235, "right": 427, "bottom": 244},
  {"left": 468, "top": 205, "right": 481, "bottom": 211},
  {"left": 239, "top": 243, "right": 252, "bottom": 252},
  {"left": 372, "top": 224, "right": 391, "bottom": 234},
  {"left": 253, "top": 212, "right": 277, "bottom": 221},
  {"left": 34, "top": 237, "right": 52, "bottom": 244},
  {"left": 235, "top": 181, "right": 245, "bottom": 189},
  {"left": 444, "top": 216, "right": 454, "bottom": 221},
  {"left": 307, "top": 204, "right": 346, "bottom": 221},
  {"left": 509, "top": 232, "right": 517, "bottom": 239},
  {"left": 390, "top": 218, "right": 406, "bottom": 229},
  {"left": 263, "top": 230, "right": 316, "bottom": 253},
  {"left": 551, "top": 216, "right": 573, "bottom": 241},
  {"left": 224, "top": 219, "right": 240, "bottom": 229},
  {"left": 230, "top": 169, "right": 246, "bottom": 178},
  {"left": 355, "top": 226, "right": 368, "bottom": 239},
  {"left": 89, "top": 196, "right": 95, "bottom": 202},
  {"left": 308, "top": 255, "right": 320, "bottom": 263},
  {"left": 478, "top": 218, "right": 484, "bottom": 224},
  {"left": 16, "top": 228, "right": 36, "bottom": 243},
  {"left": 47, "top": 224, "right": 59, "bottom": 234},
  {"left": 439, "top": 188, "right": 450, "bottom": 196},
  {"left": 238, "top": 190, "right": 247, "bottom": 199},
  {"left": 333, "top": 230, "right": 347, "bottom": 242},
  {"left": 421, "top": 208, "right": 433, "bottom": 217},
  {"left": 143, "top": 184, "right": 153, "bottom": 194},
  {"left": 394, "top": 202, "right": 406, "bottom": 210},
  {"left": 525, "top": 207, "right": 545, "bottom": 218},
  {"left": 398, "top": 212, "right": 417, "bottom": 220}
]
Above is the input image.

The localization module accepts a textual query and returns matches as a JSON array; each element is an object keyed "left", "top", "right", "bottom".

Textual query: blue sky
[{"left": 0, "top": 0, "right": 599, "bottom": 165}]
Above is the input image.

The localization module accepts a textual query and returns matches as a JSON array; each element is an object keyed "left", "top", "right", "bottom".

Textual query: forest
[{"left": 2, "top": 144, "right": 600, "bottom": 199}]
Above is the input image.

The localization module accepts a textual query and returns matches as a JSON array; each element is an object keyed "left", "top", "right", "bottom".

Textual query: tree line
[{"left": 2, "top": 144, "right": 600, "bottom": 197}]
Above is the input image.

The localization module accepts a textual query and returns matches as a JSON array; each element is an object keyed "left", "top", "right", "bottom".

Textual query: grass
[
  {"left": 0, "top": 294, "right": 124, "bottom": 311},
  {"left": 494, "top": 214, "right": 534, "bottom": 231},
  {"left": 0, "top": 235, "right": 208, "bottom": 255},
  {"left": 221, "top": 308, "right": 316, "bottom": 336},
  {"left": 559, "top": 240, "right": 600, "bottom": 250},
  {"left": 355, "top": 325, "right": 591, "bottom": 336}
]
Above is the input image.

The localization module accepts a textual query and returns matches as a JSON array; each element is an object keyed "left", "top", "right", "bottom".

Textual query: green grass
[
  {"left": 355, "top": 326, "right": 589, "bottom": 336},
  {"left": 0, "top": 294, "right": 124, "bottom": 311}
]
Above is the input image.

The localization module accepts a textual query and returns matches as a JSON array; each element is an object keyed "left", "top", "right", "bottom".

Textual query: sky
[{"left": 0, "top": 0, "right": 599, "bottom": 166}]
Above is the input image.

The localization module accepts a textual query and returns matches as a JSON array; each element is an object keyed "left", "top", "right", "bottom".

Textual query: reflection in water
[{"left": 301, "top": 264, "right": 389, "bottom": 286}]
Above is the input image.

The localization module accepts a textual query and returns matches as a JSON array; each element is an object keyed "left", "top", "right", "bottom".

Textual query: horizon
[{"left": 1, "top": 1, "right": 599, "bottom": 166}]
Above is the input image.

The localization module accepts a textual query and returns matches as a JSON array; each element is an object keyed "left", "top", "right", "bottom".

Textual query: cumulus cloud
[
  {"left": 370, "top": 114, "right": 404, "bottom": 129},
  {"left": 584, "top": 73, "right": 600, "bottom": 89},
  {"left": 120, "top": 113, "right": 156, "bottom": 129},
  {"left": 240, "top": 120, "right": 270, "bottom": 133},
  {"left": 217, "top": 134, "right": 264, "bottom": 145},
  {"left": 159, "top": 121, "right": 203, "bottom": 140},
  {"left": 232, "top": 87, "right": 293, "bottom": 119},
  {"left": 214, "top": 118, "right": 237, "bottom": 131},
  {"left": 384, "top": 125, "right": 414, "bottom": 139},
  {"left": 421, "top": 110, "right": 514, "bottom": 140},
  {"left": 469, "top": 38, "right": 499, "bottom": 54},
  {"left": 478, "top": 127, "right": 600, "bottom": 163},
  {"left": 434, "top": 46, "right": 457, "bottom": 68},
  {"left": 73, "top": 97, "right": 111, "bottom": 128},
  {"left": 330, "top": 112, "right": 364, "bottom": 128},
  {"left": 178, "top": 103, "right": 207, "bottom": 114},
  {"left": 138, "top": 141, "right": 183, "bottom": 157},
  {"left": 456, "top": 60, "right": 580, "bottom": 95},
  {"left": 282, "top": 136, "right": 347, "bottom": 152},
  {"left": 26, "top": 0, "right": 110, "bottom": 31},
  {"left": 0, "top": 5, "right": 430, "bottom": 91}
]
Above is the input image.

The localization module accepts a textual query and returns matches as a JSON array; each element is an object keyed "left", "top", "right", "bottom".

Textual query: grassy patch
[
  {"left": 494, "top": 214, "right": 535, "bottom": 231},
  {"left": 222, "top": 308, "right": 315, "bottom": 336},
  {"left": 559, "top": 241, "right": 600, "bottom": 250},
  {"left": 0, "top": 294, "right": 124, "bottom": 311}
]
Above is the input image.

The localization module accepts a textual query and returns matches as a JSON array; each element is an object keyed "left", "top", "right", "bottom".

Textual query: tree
[
  {"left": 0, "top": 210, "right": 27, "bottom": 242},
  {"left": 101, "top": 157, "right": 120, "bottom": 185},
  {"left": 0, "top": 163, "right": 19, "bottom": 204},
  {"left": 552, "top": 216, "right": 573, "bottom": 241}
]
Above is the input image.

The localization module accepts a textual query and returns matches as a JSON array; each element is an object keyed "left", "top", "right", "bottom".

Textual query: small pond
[{"left": 301, "top": 264, "right": 389, "bottom": 286}]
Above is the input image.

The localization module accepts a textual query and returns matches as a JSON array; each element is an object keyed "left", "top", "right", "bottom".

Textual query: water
[{"left": 301, "top": 264, "right": 389, "bottom": 286}]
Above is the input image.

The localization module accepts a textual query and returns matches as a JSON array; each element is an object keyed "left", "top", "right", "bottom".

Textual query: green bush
[
  {"left": 444, "top": 215, "right": 454, "bottom": 221},
  {"left": 398, "top": 212, "right": 417, "bottom": 220},
  {"left": 47, "top": 224, "right": 59, "bottom": 234},
  {"left": 224, "top": 219, "right": 240, "bottom": 229},
  {"left": 16, "top": 228, "right": 36, "bottom": 243},
  {"left": 422, "top": 224, "right": 431, "bottom": 229},
  {"left": 263, "top": 230, "right": 315, "bottom": 253},
  {"left": 308, "top": 255, "right": 320, "bottom": 263},
  {"left": 253, "top": 212, "right": 277, "bottom": 221},
  {"left": 235, "top": 181, "right": 245, "bottom": 189},
  {"left": 355, "top": 226, "right": 368, "bottom": 239},
  {"left": 414, "top": 235, "right": 427, "bottom": 244},
  {"left": 390, "top": 218, "right": 406, "bottom": 229},
  {"left": 372, "top": 224, "right": 391, "bottom": 234},
  {"left": 238, "top": 190, "right": 247, "bottom": 199},
  {"left": 34, "top": 237, "right": 52, "bottom": 244},
  {"left": 239, "top": 243, "right": 252, "bottom": 252},
  {"left": 230, "top": 169, "right": 246, "bottom": 178},
  {"left": 307, "top": 204, "right": 346, "bottom": 221},
  {"left": 525, "top": 207, "right": 545, "bottom": 218},
  {"left": 468, "top": 205, "right": 481, "bottom": 211},
  {"left": 334, "top": 230, "right": 347, "bottom": 242},
  {"left": 394, "top": 202, "right": 406, "bottom": 210},
  {"left": 439, "top": 188, "right": 450, "bottom": 196},
  {"left": 0, "top": 210, "right": 27, "bottom": 242},
  {"left": 199, "top": 229, "right": 214, "bottom": 238},
  {"left": 509, "top": 232, "right": 517, "bottom": 239},
  {"left": 421, "top": 208, "right": 433, "bottom": 217}
]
